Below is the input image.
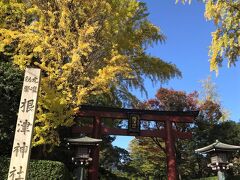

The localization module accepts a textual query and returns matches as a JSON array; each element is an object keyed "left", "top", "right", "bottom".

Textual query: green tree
[
  {"left": 192, "top": 99, "right": 223, "bottom": 178},
  {"left": 194, "top": 120, "right": 240, "bottom": 178},
  {"left": 129, "top": 137, "right": 166, "bottom": 179},
  {"left": 0, "top": 61, "right": 23, "bottom": 155},
  {"left": 0, "top": 0, "right": 180, "bottom": 149},
  {"left": 99, "top": 136, "right": 132, "bottom": 179}
]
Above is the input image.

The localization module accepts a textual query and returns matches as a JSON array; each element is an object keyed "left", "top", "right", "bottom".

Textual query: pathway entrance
[{"left": 72, "top": 105, "right": 198, "bottom": 180}]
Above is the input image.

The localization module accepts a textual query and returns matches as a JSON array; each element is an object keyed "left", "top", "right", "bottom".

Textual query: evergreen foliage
[
  {"left": 129, "top": 137, "right": 166, "bottom": 178},
  {"left": 0, "top": 61, "right": 23, "bottom": 156},
  {"left": 0, "top": 157, "right": 70, "bottom": 180}
]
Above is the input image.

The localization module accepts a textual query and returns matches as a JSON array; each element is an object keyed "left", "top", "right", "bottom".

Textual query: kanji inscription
[
  {"left": 20, "top": 99, "right": 35, "bottom": 113},
  {"left": 17, "top": 119, "right": 32, "bottom": 135},
  {"left": 8, "top": 68, "right": 41, "bottom": 180},
  {"left": 128, "top": 114, "right": 140, "bottom": 133},
  {"left": 23, "top": 85, "right": 37, "bottom": 93},
  {"left": 13, "top": 142, "right": 28, "bottom": 158},
  {"left": 9, "top": 166, "right": 24, "bottom": 180}
]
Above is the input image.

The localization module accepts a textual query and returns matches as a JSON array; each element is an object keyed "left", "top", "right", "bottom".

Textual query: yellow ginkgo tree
[
  {"left": 205, "top": 0, "right": 239, "bottom": 74},
  {"left": 179, "top": 0, "right": 240, "bottom": 74},
  {"left": 0, "top": 0, "right": 181, "bottom": 149}
]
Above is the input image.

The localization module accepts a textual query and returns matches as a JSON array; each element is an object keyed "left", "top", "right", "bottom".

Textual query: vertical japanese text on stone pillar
[{"left": 8, "top": 68, "right": 41, "bottom": 180}]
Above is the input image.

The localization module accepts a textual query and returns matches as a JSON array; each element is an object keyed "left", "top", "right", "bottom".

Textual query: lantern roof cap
[
  {"left": 66, "top": 136, "right": 102, "bottom": 145},
  {"left": 195, "top": 140, "right": 240, "bottom": 154}
]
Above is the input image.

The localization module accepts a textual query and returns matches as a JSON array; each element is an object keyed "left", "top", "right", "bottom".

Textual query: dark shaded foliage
[{"left": 0, "top": 61, "right": 23, "bottom": 156}]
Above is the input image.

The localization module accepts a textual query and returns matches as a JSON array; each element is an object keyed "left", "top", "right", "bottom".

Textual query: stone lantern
[
  {"left": 66, "top": 136, "right": 102, "bottom": 180},
  {"left": 195, "top": 140, "right": 240, "bottom": 180}
]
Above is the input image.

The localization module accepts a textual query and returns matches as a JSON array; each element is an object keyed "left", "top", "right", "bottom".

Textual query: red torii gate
[{"left": 72, "top": 105, "right": 198, "bottom": 180}]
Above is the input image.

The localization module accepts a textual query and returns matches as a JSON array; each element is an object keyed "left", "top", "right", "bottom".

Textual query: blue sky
[{"left": 113, "top": 0, "right": 240, "bottom": 150}]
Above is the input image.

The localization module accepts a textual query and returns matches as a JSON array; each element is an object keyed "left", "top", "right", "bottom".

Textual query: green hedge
[
  {"left": 192, "top": 177, "right": 218, "bottom": 180},
  {"left": 227, "top": 175, "right": 240, "bottom": 180},
  {"left": 193, "top": 175, "right": 240, "bottom": 180},
  {"left": 0, "top": 156, "right": 71, "bottom": 180}
]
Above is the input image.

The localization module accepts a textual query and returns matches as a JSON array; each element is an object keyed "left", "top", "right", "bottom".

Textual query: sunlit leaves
[
  {"left": 129, "top": 137, "right": 166, "bottom": 178},
  {"left": 0, "top": 0, "right": 180, "bottom": 149},
  {"left": 205, "top": 0, "right": 240, "bottom": 74},
  {"left": 177, "top": 0, "right": 240, "bottom": 74}
]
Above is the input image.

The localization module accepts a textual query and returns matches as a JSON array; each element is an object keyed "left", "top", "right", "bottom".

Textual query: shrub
[{"left": 0, "top": 156, "right": 71, "bottom": 180}]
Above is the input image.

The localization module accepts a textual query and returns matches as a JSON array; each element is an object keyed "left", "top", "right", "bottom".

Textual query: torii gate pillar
[
  {"left": 165, "top": 120, "right": 177, "bottom": 180},
  {"left": 88, "top": 116, "right": 101, "bottom": 180}
]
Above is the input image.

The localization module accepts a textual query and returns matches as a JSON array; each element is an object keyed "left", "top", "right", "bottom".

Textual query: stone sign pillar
[{"left": 8, "top": 68, "right": 41, "bottom": 180}]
